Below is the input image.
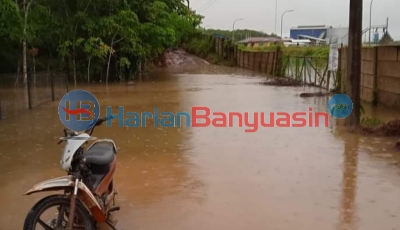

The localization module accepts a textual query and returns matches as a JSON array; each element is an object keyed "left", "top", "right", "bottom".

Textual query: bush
[
  {"left": 183, "top": 35, "right": 235, "bottom": 66},
  {"left": 184, "top": 36, "right": 214, "bottom": 58},
  {"left": 237, "top": 44, "right": 330, "bottom": 59}
]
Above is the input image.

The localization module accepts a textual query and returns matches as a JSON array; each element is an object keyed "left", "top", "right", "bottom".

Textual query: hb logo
[
  {"left": 327, "top": 94, "right": 353, "bottom": 119},
  {"left": 58, "top": 89, "right": 100, "bottom": 132}
]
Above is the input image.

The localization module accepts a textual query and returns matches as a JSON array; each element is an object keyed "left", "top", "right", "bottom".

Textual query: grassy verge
[
  {"left": 237, "top": 44, "right": 330, "bottom": 58},
  {"left": 205, "top": 53, "right": 235, "bottom": 66},
  {"left": 184, "top": 36, "right": 214, "bottom": 57},
  {"left": 184, "top": 36, "right": 330, "bottom": 67},
  {"left": 237, "top": 44, "right": 278, "bottom": 52},
  {"left": 184, "top": 36, "right": 235, "bottom": 66}
]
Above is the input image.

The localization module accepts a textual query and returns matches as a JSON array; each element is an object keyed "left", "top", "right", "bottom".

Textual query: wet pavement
[{"left": 1, "top": 64, "right": 400, "bottom": 230}]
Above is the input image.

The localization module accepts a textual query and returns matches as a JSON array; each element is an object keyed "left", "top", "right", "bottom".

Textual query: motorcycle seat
[{"left": 85, "top": 142, "right": 115, "bottom": 165}]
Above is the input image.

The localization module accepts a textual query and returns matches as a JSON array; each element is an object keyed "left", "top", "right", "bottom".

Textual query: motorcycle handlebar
[
  {"left": 95, "top": 115, "right": 115, "bottom": 126},
  {"left": 88, "top": 115, "right": 115, "bottom": 135}
]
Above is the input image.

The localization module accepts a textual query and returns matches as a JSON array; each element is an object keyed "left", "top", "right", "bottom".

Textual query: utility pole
[
  {"left": 232, "top": 18, "right": 244, "bottom": 41},
  {"left": 386, "top": 17, "right": 389, "bottom": 31},
  {"left": 368, "top": 0, "right": 373, "bottom": 45},
  {"left": 345, "top": 0, "right": 363, "bottom": 126},
  {"left": 281, "top": 10, "right": 294, "bottom": 39},
  {"left": 274, "top": 0, "right": 277, "bottom": 34}
]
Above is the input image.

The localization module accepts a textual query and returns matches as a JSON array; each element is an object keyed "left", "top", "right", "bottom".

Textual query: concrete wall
[
  {"left": 213, "top": 37, "right": 281, "bottom": 76},
  {"left": 340, "top": 45, "right": 400, "bottom": 108},
  {"left": 235, "top": 50, "right": 278, "bottom": 75}
]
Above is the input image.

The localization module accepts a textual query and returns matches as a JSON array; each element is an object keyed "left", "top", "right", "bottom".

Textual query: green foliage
[
  {"left": 78, "top": 37, "right": 109, "bottom": 61},
  {"left": 361, "top": 117, "right": 384, "bottom": 126},
  {"left": 238, "top": 44, "right": 330, "bottom": 59},
  {"left": 0, "top": 0, "right": 22, "bottom": 40},
  {"left": 237, "top": 44, "right": 278, "bottom": 52},
  {"left": 184, "top": 35, "right": 235, "bottom": 66},
  {"left": 360, "top": 104, "right": 383, "bottom": 126},
  {"left": 282, "top": 46, "right": 329, "bottom": 58},
  {"left": 205, "top": 53, "right": 234, "bottom": 66},
  {"left": 185, "top": 36, "right": 214, "bottom": 57},
  {"left": 202, "top": 29, "right": 277, "bottom": 41},
  {"left": 0, "top": 0, "right": 204, "bottom": 80}
]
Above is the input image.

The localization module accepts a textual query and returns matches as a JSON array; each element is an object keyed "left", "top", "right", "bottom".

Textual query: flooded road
[{"left": 1, "top": 65, "right": 400, "bottom": 230}]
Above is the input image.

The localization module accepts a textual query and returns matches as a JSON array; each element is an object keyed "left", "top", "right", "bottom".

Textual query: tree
[
  {"left": 0, "top": 0, "right": 205, "bottom": 85},
  {"left": 98, "top": 10, "right": 140, "bottom": 85},
  {"left": 77, "top": 37, "right": 109, "bottom": 83},
  {"left": 0, "top": 0, "right": 22, "bottom": 81},
  {"left": 22, "top": 0, "right": 34, "bottom": 84},
  {"left": 0, "top": 0, "right": 21, "bottom": 39}
]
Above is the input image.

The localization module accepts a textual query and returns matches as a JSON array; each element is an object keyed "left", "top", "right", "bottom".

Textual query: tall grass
[
  {"left": 184, "top": 36, "right": 235, "bottom": 66},
  {"left": 185, "top": 36, "right": 215, "bottom": 57},
  {"left": 237, "top": 44, "right": 330, "bottom": 58}
]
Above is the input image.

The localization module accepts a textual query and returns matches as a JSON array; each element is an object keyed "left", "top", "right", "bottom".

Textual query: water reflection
[
  {"left": 0, "top": 75, "right": 200, "bottom": 229},
  {"left": 338, "top": 132, "right": 359, "bottom": 230},
  {"left": 1, "top": 67, "right": 400, "bottom": 230}
]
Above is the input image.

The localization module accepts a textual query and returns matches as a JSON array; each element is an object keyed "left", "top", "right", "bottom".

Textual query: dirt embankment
[
  {"left": 157, "top": 48, "right": 210, "bottom": 68},
  {"left": 352, "top": 119, "right": 400, "bottom": 137},
  {"left": 351, "top": 119, "right": 400, "bottom": 150},
  {"left": 299, "top": 92, "right": 331, "bottom": 97},
  {"left": 260, "top": 77, "right": 315, "bottom": 87}
]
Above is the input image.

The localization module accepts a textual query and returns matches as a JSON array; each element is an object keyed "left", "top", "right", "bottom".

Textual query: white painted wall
[{"left": 326, "top": 27, "right": 349, "bottom": 45}]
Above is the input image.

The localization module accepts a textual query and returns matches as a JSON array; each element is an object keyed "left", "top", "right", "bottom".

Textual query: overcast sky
[{"left": 191, "top": 0, "right": 400, "bottom": 40}]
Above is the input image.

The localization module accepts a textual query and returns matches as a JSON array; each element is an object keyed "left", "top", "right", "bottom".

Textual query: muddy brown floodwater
[{"left": 1, "top": 63, "right": 400, "bottom": 230}]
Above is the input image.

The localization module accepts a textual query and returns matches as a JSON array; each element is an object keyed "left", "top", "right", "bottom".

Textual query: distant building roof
[
  {"left": 213, "top": 33, "right": 230, "bottom": 39},
  {"left": 297, "top": 35, "right": 327, "bottom": 41},
  {"left": 236, "top": 37, "right": 281, "bottom": 44},
  {"left": 284, "top": 39, "right": 312, "bottom": 43},
  {"left": 291, "top": 25, "right": 331, "bottom": 30}
]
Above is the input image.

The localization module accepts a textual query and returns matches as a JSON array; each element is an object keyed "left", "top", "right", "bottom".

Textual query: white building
[
  {"left": 326, "top": 27, "right": 349, "bottom": 45},
  {"left": 290, "top": 25, "right": 349, "bottom": 45}
]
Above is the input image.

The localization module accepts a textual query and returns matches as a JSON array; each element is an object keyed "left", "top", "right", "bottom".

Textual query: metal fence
[
  {"left": 0, "top": 70, "right": 68, "bottom": 120},
  {"left": 281, "top": 56, "right": 340, "bottom": 91}
]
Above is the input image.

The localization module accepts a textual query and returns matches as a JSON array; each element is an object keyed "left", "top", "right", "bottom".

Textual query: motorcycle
[{"left": 23, "top": 115, "right": 121, "bottom": 230}]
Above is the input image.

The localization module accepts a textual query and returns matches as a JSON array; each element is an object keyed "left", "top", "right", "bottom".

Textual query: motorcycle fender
[{"left": 25, "top": 175, "right": 107, "bottom": 222}]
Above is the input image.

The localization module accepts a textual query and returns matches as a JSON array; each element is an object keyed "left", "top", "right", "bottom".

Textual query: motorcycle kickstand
[
  {"left": 105, "top": 207, "right": 121, "bottom": 230},
  {"left": 105, "top": 219, "right": 119, "bottom": 230}
]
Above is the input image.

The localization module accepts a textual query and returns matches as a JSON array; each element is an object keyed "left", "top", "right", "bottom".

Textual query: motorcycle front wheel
[{"left": 23, "top": 194, "right": 94, "bottom": 230}]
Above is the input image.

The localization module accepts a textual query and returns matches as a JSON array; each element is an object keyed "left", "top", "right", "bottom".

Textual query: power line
[
  {"left": 204, "top": 0, "right": 218, "bottom": 10},
  {"left": 198, "top": 0, "right": 218, "bottom": 11},
  {"left": 198, "top": 0, "right": 214, "bottom": 10}
]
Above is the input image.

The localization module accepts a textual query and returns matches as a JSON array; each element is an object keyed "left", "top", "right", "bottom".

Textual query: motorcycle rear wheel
[{"left": 23, "top": 194, "right": 94, "bottom": 230}]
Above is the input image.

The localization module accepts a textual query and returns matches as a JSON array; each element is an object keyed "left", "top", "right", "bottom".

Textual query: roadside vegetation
[
  {"left": 0, "top": 0, "right": 203, "bottom": 84},
  {"left": 201, "top": 29, "right": 278, "bottom": 41},
  {"left": 237, "top": 44, "right": 330, "bottom": 58},
  {"left": 354, "top": 119, "right": 400, "bottom": 137},
  {"left": 352, "top": 107, "right": 400, "bottom": 138},
  {"left": 184, "top": 36, "right": 235, "bottom": 66}
]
